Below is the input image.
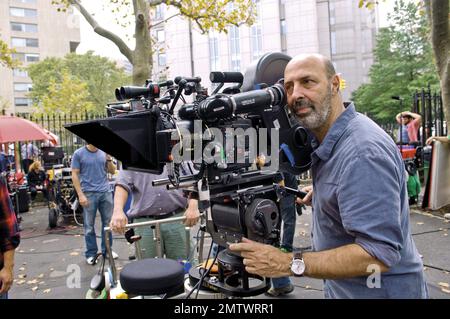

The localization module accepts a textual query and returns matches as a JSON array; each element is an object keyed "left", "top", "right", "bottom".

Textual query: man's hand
[
  {"left": 184, "top": 199, "right": 200, "bottom": 227},
  {"left": 296, "top": 185, "right": 313, "bottom": 206},
  {"left": 228, "top": 238, "right": 292, "bottom": 278},
  {"left": 78, "top": 193, "right": 89, "bottom": 207},
  {"left": 110, "top": 209, "right": 128, "bottom": 234},
  {"left": 0, "top": 266, "right": 13, "bottom": 294}
]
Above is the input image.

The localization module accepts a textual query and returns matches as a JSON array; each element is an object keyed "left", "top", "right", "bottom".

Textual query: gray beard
[{"left": 293, "top": 89, "right": 332, "bottom": 130}]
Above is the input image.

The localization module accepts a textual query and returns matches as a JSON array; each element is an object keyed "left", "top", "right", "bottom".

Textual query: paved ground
[{"left": 8, "top": 202, "right": 450, "bottom": 299}]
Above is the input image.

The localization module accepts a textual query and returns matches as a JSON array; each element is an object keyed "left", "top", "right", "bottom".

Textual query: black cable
[
  {"left": 423, "top": 264, "right": 450, "bottom": 273},
  {"left": 185, "top": 240, "right": 215, "bottom": 299},
  {"left": 412, "top": 227, "right": 450, "bottom": 236}
]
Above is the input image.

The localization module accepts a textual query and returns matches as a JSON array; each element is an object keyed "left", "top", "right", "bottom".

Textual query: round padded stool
[{"left": 120, "top": 258, "right": 185, "bottom": 297}]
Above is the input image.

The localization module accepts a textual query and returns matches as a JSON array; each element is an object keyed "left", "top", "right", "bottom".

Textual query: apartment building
[
  {"left": 150, "top": 0, "right": 377, "bottom": 101},
  {"left": 0, "top": 0, "right": 80, "bottom": 114}
]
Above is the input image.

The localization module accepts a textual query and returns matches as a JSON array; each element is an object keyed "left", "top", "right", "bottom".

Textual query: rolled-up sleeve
[
  {"left": 115, "top": 169, "right": 132, "bottom": 194},
  {"left": 0, "top": 178, "right": 20, "bottom": 255},
  {"left": 337, "top": 154, "right": 403, "bottom": 268}
]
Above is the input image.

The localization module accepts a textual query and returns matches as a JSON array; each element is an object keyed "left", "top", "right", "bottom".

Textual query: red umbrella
[{"left": 0, "top": 115, "right": 58, "bottom": 144}]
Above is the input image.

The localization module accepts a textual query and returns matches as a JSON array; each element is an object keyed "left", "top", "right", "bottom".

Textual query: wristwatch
[{"left": 290, "top": 251, "right": 306, "bottom": 277}]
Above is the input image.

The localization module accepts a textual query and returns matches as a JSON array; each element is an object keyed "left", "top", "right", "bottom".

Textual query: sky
[{"left": 75, "top": 1, "right": 396, "bottom": 61}]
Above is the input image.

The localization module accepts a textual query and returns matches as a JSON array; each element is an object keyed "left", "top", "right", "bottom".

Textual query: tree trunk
[
  {"left": 425, "top": 0, "right": 449, "bottom": 124},
  {"left": 132, "top": 0, "right": 153, "bottom": 85}
]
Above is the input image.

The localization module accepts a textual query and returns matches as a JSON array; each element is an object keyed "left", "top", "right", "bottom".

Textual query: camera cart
[{"left": 47, "top": 165, "right": 83, "bottom": 228}]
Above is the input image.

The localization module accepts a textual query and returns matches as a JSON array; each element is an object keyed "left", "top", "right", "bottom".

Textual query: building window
[
  {"left": 11, "top": 22, "right": 38, "bottom": 33},
  {"left": 229, "top": 26, "right": 241, "bottom": 72},
  {"left": 158, "top": 53, "right": 166, "bottom": 66},
  {"left": 12, "top": 53, "right": 39, "bottom": 62},
  {"left": 11, "top": 37, "right": 39, "bottom": 48},
  {"left": 12, "top": 53, "right": 25, "bottom": 62},
  {"left": 14, "top": 98, "right": 32, "bottom": 107},
  {"left": 13, "top": 69, "right": 28, "bottom": 77},
  {"left": 155, "top": 5, "right": 164, "bottom": 20},
  {"left": 280, "top": 20, "right": 287, "bottom": 53},
  {"left": 279, "top": 0, "right": 286, "bottom": 20},
  {"left": 250, "top": 0, "right": 262, "bottom": 61},
  {"left": 330, "top": 31, "right": 336, "bottom": 55},
  {"left": 209, "top": 32, "right": 220, "bottom": 72},
  {"left": 14, "top": 83, "right": 33, "bottom": 92},
  {"left": 25, "top": 53, "right": 39, "bottom": 62},
  {"left": 156, "top": 29, "right": 165, "bottom": 42},
  {"left": 10, "top": 7, "right": 37, "bottom": 17}
]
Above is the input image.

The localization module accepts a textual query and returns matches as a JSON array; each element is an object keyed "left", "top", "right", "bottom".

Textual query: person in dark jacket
[{"left": 27, "top": 161, "right": 49, "bottom": 202}]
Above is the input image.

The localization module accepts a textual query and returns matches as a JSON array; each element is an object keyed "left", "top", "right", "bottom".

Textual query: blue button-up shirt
[{"left": 310, "top": 103, "right": 427, "bottom": 298}]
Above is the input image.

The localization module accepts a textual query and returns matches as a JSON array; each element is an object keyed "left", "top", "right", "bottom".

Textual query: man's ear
[{"left": 332, "top": 74, "right": 341, "bottom": 94}]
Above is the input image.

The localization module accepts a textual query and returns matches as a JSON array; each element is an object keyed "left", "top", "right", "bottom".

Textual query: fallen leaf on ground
[
  {"left": 38, "top": 274, "right": 44, "bottom": 279},
  {"left": 416, "top": 222, "right": 424, "bottom": 225},
  {"left": 31, "top": 286, "right": 38, "bottom": 292},
  {"left": 442, "top": 288, "right": 450, "bottom": 294},
  {"left": 444, "top": 233, "right": 448, "bottom": 237},
  {"left": 18, "top": 274, "right": 27, "bottom": 279},
  {"left": 304, "top": 223, "right": 309, "bottom": 226},
  {"left": 74, "top": 234, "right": 81, "bottom": 237},
  {"left": 29, "top": 248, "right": 35, "bottom": 252},
  {"left": 69, "top": 251, "right": 79, "bottom": 256},
  {"left": 438, "top": 282, "right": 450, "bottom": 288},
  {"left": 42, "top": 239, "right": 59, "bottom": 244},
  {"left": 16, "top": 280, "right": 26, "bottom": 285},
  {"left": 43, "top": 289, "right": 51, "bottom": 294},
  {"left": 305, "top": 285, "right": 311, "bottom": 289},
  {"left": 22, "top": 262, "right": 27, "bottom": 265},
  {"left": 27, "top": 279, "right": 39, "bottom": 285},
  {"left": 423, "top": 267, "right": 428, "bottom": 271},
  {"left": 18, "top": 267, "right": 25, "bottom": 271},
  {"left": 39, "top": 281, "right": 45, "bottom": 285}
]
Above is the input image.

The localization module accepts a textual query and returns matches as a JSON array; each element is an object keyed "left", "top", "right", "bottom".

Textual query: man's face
[
  {"left": 401, "top": 116, "right": 411, "bottom": 125},
  {"left": 284, "top": 57, "right": 334, "bottom": 130},
  {"left": 87, "top": 144, "right": 97, "bottom": 151}
]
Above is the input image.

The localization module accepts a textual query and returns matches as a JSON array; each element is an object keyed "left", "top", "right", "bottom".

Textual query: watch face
[{"left": 291, "top": 259, "right": 305, "bottom": 275}]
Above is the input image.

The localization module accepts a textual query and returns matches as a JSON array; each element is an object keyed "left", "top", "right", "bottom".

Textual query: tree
[
  {"left": 28, "top": 52, "right": 130, "bottom": 114},
  {"left": 37, "top": 70, "right": 95, "bottom": 115},
  {"left": 52, "top": 0, "right": 256, "bottom": 85},
  {"left": 352, "top": 0, "right": 440, "bottom": 123},
  {"left": 358, "top": 0, "right": 449, "bottom": 124},
  {"left": 424, "top": 0, "right": 449, "bottom": 124},
  {"left": 0, "top": 39, "right": 20, "bottom": 69}
]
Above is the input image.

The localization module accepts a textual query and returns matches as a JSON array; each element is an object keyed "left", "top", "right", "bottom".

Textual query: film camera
[{"left": 65, "top": 52, "right": 313, "bottom": 297}]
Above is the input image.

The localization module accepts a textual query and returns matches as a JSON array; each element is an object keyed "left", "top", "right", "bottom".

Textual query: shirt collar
[{"left": 312, "top": 102, "right": 357, "bottom": 162}]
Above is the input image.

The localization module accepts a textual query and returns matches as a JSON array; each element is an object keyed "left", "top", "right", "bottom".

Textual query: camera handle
[{"left": 274, "top": 184, "right": 308, "bottom": 199}]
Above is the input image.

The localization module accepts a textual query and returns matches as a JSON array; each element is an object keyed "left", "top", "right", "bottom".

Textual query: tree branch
[
  {"left": 71, "top": 0, "right": 134, "bottom": 63},
  {"left": 150, "top": 13, "right": 182, "bottom": 28}
]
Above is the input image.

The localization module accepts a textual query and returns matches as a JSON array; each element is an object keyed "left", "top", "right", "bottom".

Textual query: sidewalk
[{"left": 8, "top": 203, "right": 450, "bottom": 299}]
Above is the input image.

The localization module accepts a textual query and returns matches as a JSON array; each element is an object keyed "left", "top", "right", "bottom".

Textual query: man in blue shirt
[
  {"left": 230, "top": 54, "right": 427, "bottom": 298},
  {"left": 71, "top": 144, "right": 117, "bottom": 265}
]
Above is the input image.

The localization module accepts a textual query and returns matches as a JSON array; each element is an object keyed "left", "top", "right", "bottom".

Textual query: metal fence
[
  {"left": 413, "top": 87, "right": 447, "bottom": 145},
  {"left": 377, "top": 88, "right": 446, "bottom": 146},
  {"left": 17, "top": 112, "right": 106, "bottom": 156}
]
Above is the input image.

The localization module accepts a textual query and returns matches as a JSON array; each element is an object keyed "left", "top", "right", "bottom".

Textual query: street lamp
[{"left": 392, "top": 96, "right": 404, "bottom": 152}]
